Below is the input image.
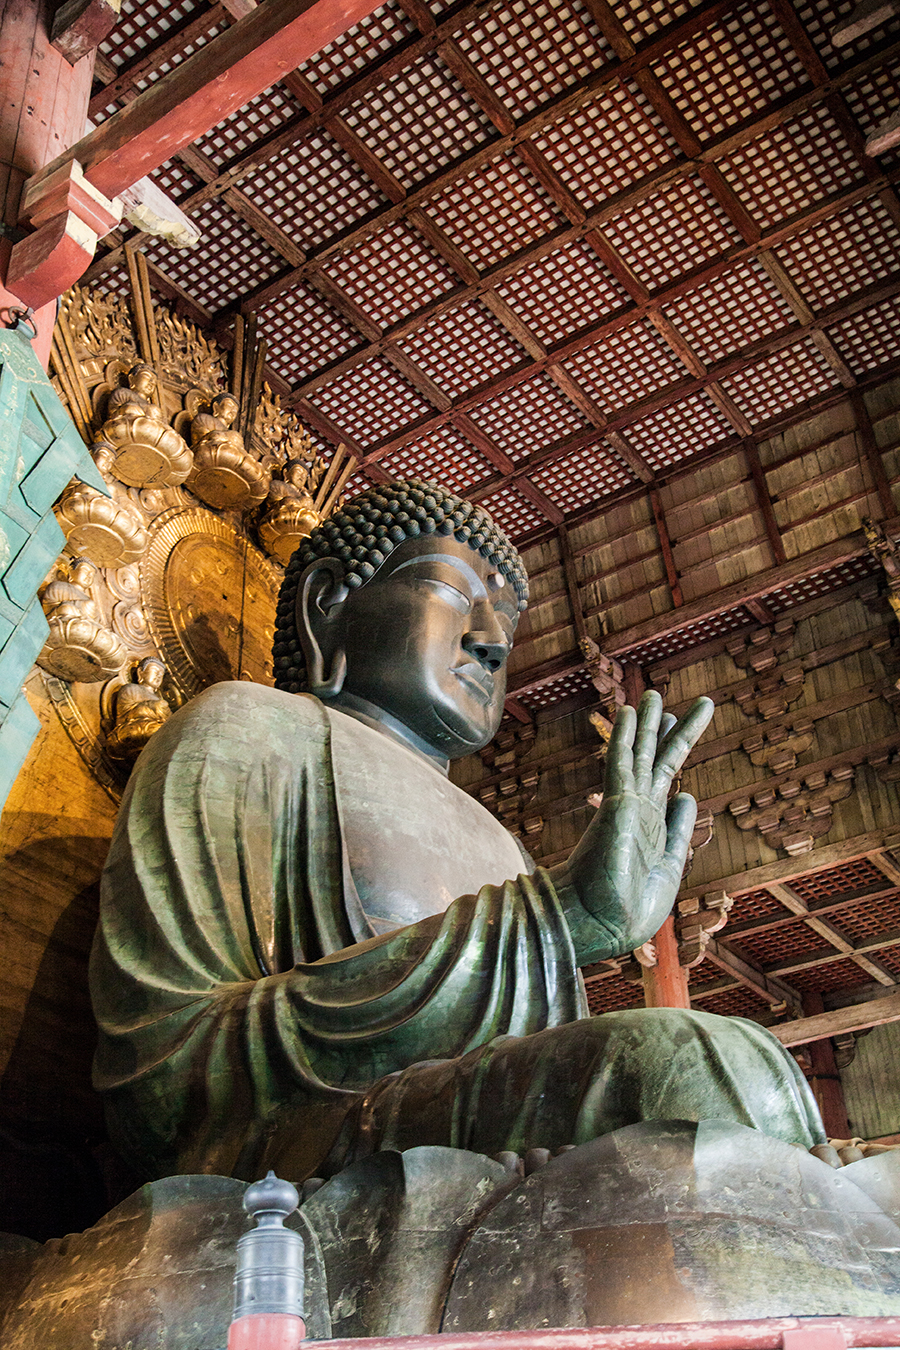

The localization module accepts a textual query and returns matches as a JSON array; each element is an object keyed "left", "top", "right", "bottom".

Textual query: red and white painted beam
[{"left": 3, "top": 0, "right": 388, "bottom": 313}]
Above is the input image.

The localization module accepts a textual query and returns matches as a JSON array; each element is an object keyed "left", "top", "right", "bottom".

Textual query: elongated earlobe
[{"left": 297, "top": 560, "right": 348, "bottom": 699}]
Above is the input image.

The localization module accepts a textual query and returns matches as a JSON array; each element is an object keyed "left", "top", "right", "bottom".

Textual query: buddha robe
[{"left": 91, "top": 682, "right": 825, "bottom": 1182}]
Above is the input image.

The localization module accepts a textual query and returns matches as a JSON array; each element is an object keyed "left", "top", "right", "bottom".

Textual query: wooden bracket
[{"left": 6, "top": 161, "right": 122, "bottom": 311}]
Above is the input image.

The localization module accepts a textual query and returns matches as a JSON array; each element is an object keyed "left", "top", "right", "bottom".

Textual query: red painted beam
[
  {"left": 302, "top": 1319, "right": 900, "bottom": 1349},
  {"left": 24, "top": 0, "right": 388, "bottom": 205}
]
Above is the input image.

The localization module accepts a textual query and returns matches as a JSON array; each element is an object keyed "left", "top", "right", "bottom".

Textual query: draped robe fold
[{"left": 91, "top": 682, "right": 825, "bottom": 1182}]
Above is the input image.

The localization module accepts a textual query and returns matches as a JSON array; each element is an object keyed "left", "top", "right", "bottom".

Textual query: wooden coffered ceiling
[{"left": 82, "top": 0, "right": 900, "bottom": 604}]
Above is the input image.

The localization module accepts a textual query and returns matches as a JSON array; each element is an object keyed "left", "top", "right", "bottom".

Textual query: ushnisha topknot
[{"left": 272, "top": 478, "right": 529, "bottom": 694}]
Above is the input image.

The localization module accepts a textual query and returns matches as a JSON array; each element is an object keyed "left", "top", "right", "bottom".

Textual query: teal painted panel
[
  {"left": 0, "top": 358, "right": 29, "bottom": 505},
  {"left": 0, "top": 597, "right": 47, "bottom": 695},
  {"left": 0, "top": 587, "right": 22, "bottom": 631},
  {"left": 0, "top": 606, "right": 14, "bottom": 651},
  {"left": 3, "top": 511, "right": 65, "bottom": 608},
  {"left": 0, "top": 326, "right": 110, "bottom": 818},
  {"left": 0, "top": 688, "right": 40, "bottom": 817},
  {"left": 0, "top": 511, "right": 30, "bottom": 574}
]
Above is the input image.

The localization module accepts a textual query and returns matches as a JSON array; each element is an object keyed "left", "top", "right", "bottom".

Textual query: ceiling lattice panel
[
  {"left": 532, "top": 82, "right": 681, "bottom": 206},
  {"left": 830, "top": 296, "right": 900, "bottom": 375},
  {"left": 494, "top": 243, "right": 632, "bottom": 348},
  {"left": 320, "top": 221, "right": 461, "bottom": 330},
  {"left": 341, "top": 54, "right": 497, "bottom": 188},
  {"left": 237, "top": 132, "right": 390, "bottom": 254},
  {"left": 717, "top": 107, "right": 866, "bottom": 230},
  {"left": 772, "top": 198, "right": 900, "bottom": 312},
  {"left": 651, "top": 0, "right": 810, "bottom": 140},
  {"left": 143, "top": 198, "right": 285, "bottom": 313},
  {"left": 530, "top": 442, "right": 636, "bottom": 511},
  {"left": 602, "top": 178, "right": 744, "bottom": 292},
  {"left": 720, "top": 340, "right": 841, "bottom": 424},
  {"left": 378, "top": 425, "right": 498, "bottom": 495},
  {"left": 424, "top": 153, "right": 566, "bottom": 272},
  {"left": 296, "top": 0, "right": 416, "bottom": 90},
  {"left": 258, "top": 284, "right": 363, "bottom": 384},
  {"left": 661, "top": 260, "right": 798, "bottom": 365},
  {"left": 455, "top": 0, "right": 616, "bottom": 119},
  {"left": 310, "top": 356, "right": 436, "bottom": 447},
  {"left": 465, "top": 373, "right": 591, "bottom": 464},
  {"left": 395, "top": 300, "right": 530, "bottom": 400},
  {"left": 624, "top": 391, "right": 735, "bottom": 471}
]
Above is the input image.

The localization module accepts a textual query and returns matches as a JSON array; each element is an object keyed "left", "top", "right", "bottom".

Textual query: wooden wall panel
[{"left": 841, "top": 1022, "right": 900, "bottom": 1140}]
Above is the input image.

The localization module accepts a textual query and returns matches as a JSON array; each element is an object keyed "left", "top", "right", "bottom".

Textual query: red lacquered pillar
[
  {"left": 641, "top": 915, "right": 691, "bottom": 1009},
  {"left": 0, "top": 0, "right": 94, "bottom": 367}
]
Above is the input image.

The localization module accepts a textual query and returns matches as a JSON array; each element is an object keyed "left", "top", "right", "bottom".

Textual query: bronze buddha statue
[{"left": 91, "top": 480, "right": 824, "bottom": 1187}]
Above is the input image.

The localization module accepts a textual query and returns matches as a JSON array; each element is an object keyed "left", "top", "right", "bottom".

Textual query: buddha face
[{"left": 308, "top": 535, "right": 519, "bottom": 759}]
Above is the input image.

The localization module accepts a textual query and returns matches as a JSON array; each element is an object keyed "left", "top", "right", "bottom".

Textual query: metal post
[{"left": 227, "top": 1171, "right": 306, "bottom": 1350}]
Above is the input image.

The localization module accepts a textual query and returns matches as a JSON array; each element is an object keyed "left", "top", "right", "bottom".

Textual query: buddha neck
[{"left": 323, "top": 690, "right": 450, "bottom": 776}]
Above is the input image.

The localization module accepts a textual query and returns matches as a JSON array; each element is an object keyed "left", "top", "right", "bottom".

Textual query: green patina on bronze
[{"left": 90, "top": 480, "right": 826, "bottom": 1184}]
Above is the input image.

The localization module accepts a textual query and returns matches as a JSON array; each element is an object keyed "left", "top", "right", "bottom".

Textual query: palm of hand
[{"left": 565, "top": 692, "right": 714, "bottom": 957}]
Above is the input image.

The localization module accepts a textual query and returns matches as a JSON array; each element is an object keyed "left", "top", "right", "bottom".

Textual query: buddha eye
[{"left": 418, "top": 577, "right": 471, "bottom": 613}]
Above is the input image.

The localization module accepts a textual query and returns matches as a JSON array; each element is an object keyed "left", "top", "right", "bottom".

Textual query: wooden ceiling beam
[
  {"left": 681, "top": 831, "right": 900, "bottom": 904},
  {"left": 648, "top": 488, "right": 683, "bottom": 609},
  {"left": 34, "top": 0, "right": 397, "bottom": 204},
  {"left": 770, "top": 988, "right": 900, "bottom": 1047},
  {"left": 557, "top": 525, "right": 588, "bottom": 644},
  {"left": 728, "top": 882, "right": 900, "bottom": 941},
  {"left": 88, "top": 2, "right": 228, "bottom": 117},
  {"left": 743, "top": 438, "right": 787, "bottom": 567},
  {"left": 703, "top": 938, "right": 803, "bottom": 1015},
  {"left": 603, "top": 517, "right": 898, "bottom": 658},
  {"left": 852, "top": 389, "right": 896, "bottom": 519}
]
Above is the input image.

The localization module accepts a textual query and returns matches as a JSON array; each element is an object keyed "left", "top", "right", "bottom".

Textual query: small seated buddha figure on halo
[
  {"left": 105, "top": 657, "right": 173, "bottom": 763},
  {"left": 101, "top": 362, "right": 192, "bottom": 489},
  {"left": 258, "top": 456, "right": 321, "bottom": 564},
  {"left": 186, "top": 390, "right": 270, "bottom": 512},
  {"left": 38, "top": 557, "right": 127, "bottom": 683}
]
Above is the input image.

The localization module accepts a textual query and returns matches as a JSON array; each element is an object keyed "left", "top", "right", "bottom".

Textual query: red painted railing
[{"left": 228, "top": 1318, "right": 900, "bottom": 1350}]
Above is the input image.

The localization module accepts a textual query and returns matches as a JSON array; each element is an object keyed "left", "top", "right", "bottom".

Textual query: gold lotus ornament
[
  {"left": 186, "top": 392, "right": 271, "bottom": 511},
  {"left": 38, "top": 559, "right": 127, "bottom": 683},
  {"left": 55, "top": 443, "right": 149, "bottom": 568},
  {"left": 102, "top": 362, "right": 193, "bottom": 488}
]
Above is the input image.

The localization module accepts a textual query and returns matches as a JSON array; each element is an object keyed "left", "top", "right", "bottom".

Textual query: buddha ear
[{"left": 296, "top": 558, "right": 349, "bottom": 699}]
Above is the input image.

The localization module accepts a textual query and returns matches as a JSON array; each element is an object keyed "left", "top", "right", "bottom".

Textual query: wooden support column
[
  {"left": 641, "top": 916, "right": 691, "bottom": 1009},
  {"left": 852, "top": 390, "right": 895, "bottom": 519},
  {"left": 0, "top": 0, "right": 96, "bottom": 365},
  {"left": 801, "top": 992, "right": 851, "bottom": 1140},
  {"left": 744, "top": 438, "right": 787, "bottom": 566},
  {"left": 648, "top": 488, "right": 683, "bottom": 608}
]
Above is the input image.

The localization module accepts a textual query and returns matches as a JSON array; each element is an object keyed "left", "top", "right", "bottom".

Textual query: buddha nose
[{"left": 462, "top": 607, "right": 510, "bottom": 672}]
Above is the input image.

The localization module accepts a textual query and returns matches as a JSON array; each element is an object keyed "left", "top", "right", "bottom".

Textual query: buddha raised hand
[{"left": 91, "top": 479, "right": 824, "bottom": 1184}]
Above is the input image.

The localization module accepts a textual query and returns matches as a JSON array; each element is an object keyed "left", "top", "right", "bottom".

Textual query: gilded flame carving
[{"left": 43, "top": 254, "right": 349, "bottom": 793}]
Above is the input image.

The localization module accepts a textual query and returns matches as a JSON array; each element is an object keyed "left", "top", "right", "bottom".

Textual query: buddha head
[
  {"left": 128, "top": 363, "right": 157, "bottom": 397},
  {"left": 213, "top": 392, "right": 240, "bottom": 427},
  {"left": 274, "top": 480, "right": 528, "bottom": 760},
  {"left": 137, "top": 657, "right": 166, "bottom": 690}
]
